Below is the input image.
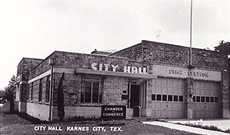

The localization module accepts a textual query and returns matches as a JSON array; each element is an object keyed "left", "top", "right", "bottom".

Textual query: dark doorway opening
[{"left": 130, "top": 84, "right": 140, "bottom": 117}]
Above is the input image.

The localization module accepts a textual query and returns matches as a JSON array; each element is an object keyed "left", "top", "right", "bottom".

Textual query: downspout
[{"left": 49, "top": 58, "right": 54, "bottom": 121}]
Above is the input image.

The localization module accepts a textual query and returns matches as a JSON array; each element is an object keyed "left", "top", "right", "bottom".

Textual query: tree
[
  {"left": 0, "top": 90, "right": 6, "bottom": 103},
  {"left": 3, "top": 75, "right": 17, "bottom": 112},
  {"left": 57, "top": 73, "right": 65, "bottom": 121},
  {"left": 215, "top": 40, "right": 230, "bottom": 55}
]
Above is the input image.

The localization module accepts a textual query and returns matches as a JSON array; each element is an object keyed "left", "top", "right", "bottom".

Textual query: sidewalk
[
  {"left": 168, "top": 119, "right": 230, "bottom": 131},
  {"left": 143, "top": 121, "right": 229, "bottom": 135}
]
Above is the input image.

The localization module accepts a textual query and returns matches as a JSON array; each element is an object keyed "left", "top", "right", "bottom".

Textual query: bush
[
  {"left": 182, "top": 123, "right": 226, "bottom": 133},
  {"left": 224, "top": 129, "right": 230, "bottom": 133}
]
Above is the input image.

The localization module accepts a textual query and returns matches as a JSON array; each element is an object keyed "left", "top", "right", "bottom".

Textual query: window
[
  {"left": 20, "top": 83, "right": 26, "bottom": 101},
  {"left": 214, "top": 97, "right": 218, "bottom": 103},
  {"left": 92, "top": 81, "right": 100, "bottom": 103},
  {"left": 81, "top": 79, "right": 102, "bottom": 103},
  {"left": 201, "top": 96, "right": 205, "bottom": 102},
  {"left": 173, "top": 95, "right": 178, "bottom": 101},
  {"left": 196, "top": 96, "right": 200, "bottom": 102},
  {"left": 45, "top": 76, "right": 50, "bottom": 102},
  {"left": 163, "top": 95, "right": 167, "bottom": 101},
  {"left": 156, "top": 94, "right": 161, "bottom": 101},
  {"left": 206, "top": 97, "right": 209, "bottom": 102},
  {"left": 84, "top": 81, "right": 91, "bottom": 103},
  {"left": 152, "top": 94, "right": 156, "bottom": 101},
  {"left": 38, "top": 79, "right": 42, "bottom": 102},
  {"left": 179, "top": 96, "right": 183, "bottom": 102},
  {"left": 210, "top": 97, "right": 214, "bottom": 102},
  {"left": 168, "top": 95, "right": 172, "bottom": 101},
  {"left": 27, "top": 84, "right": 30, "bottom": 100},
  {"left": 192, "top": 96, "right": 195, "bottom": 102},
  {"left": 30, "top": 82, "right": 33, "bottom": 100}
]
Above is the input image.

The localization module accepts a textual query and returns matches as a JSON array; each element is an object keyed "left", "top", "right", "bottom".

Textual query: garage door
[
  {"left": 193, "top": 80, "right": 221, "bottom": 119},
  {"left": 150, "top": 77, "right": 186, "bottom": 119}
]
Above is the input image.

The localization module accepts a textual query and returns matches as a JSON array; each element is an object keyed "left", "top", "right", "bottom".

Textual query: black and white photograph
[{"left": 0, "top": 0, "right": 230, "bottom": 135}]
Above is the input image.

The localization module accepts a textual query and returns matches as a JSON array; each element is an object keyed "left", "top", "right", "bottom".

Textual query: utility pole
[{"left": 186, "top": 0, "right": 194, "bottom": 119}]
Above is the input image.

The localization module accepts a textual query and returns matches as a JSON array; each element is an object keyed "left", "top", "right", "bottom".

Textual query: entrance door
[{"left": 130, "top": 84, "right": 140, "bottom": 117}]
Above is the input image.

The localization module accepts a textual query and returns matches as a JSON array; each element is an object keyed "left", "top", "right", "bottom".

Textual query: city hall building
[{"left": 15, "top": 40, "right": 230, "bottom": 121}]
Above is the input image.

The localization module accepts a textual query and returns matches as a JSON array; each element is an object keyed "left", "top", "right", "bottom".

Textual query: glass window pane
[
  {"left": 214, "top": 97, "right": 218, "bottom": 103},
  {"left": 196, "top": 96, "right": 200, "bottom": 102},
  {"left": 201, "top": 96, "right": 205, "bottom": 102},
  {"left": 39, "top": 79, "right": 42, "bottom": 102},
  {"left": 168, "top": 95, "right": 172, "bottom": 101},
  {"left": 173, "top": 95, "right": 178, "bottom": 101},
  {"left": 157, "top": 94, "right": 161, "bottom": 101},
  {"left": 45, "top": 76, "right": 50, "bottom": 102},
  {"left": 99, "top": 92, "right": 102, "bottom": 103},
  {"left": 81, "top": 79, "right": 101, "bottom": 104},
  {"left": 92, "top": 82, "right": 99, "bottom": 103},
  {"left": 193, "top": 96, "right": 195, "bottom": 102},
  {"left": 206, "top": 97, "right": 209, "bottom": 102},
  {"left": 179, "top": 96, "right": 183, "bottom": 102},
  {"left": 84, "top": 81, "right": 91, "bottom": 103},
  {"left": 30, "top": 83, "right": 33, "bottom": 100},
  {"left": 163, "top": 95, "right": 167, "bottom": 101},
  {"left": 80, "top": 89, "right": 84, "bottom": 103},
  {"left": 152, "top": 94, "right": 156, "bottom": 100},
  {"left": 210, "top": 97, "right": 214, "bottom": 102}
]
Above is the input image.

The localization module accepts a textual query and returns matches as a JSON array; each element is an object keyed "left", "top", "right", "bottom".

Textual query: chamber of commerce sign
[
  {"left": 91, "top": 62, "right": 148, "bottom": 74},
  {"left": 151, "top": 65, "right": 221, "bottom": 81},
  {"left": 101, "top": 105, "right": 126, "bottom": 120}
]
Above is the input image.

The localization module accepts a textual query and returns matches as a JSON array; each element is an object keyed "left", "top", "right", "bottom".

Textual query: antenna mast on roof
[{"left": 189, "top": 0, "right": 193, "bottom": 67}]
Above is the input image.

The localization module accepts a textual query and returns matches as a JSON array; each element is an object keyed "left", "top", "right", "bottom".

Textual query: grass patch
[
  {"left": 15, "top": 112, "right": 127, "bottom": 126},
  {"left": 145, "top": 117, "right": 158, "bottom": 121},
  {"left": 65, "top": 116, "right": 126, "bottom": 126},
  {"left": 16, "top": 112, "right": 49, "bottom": 124},
  {"left": 65, "top": 116, "right": 100, "bottom": 122}
]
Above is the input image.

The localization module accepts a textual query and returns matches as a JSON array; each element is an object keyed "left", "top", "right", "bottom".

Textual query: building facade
[{"left": 15, "top": 40, "right": 230, "bottom": 121}]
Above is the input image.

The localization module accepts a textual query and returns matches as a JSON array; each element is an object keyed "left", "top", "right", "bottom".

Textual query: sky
[{"left": 0, "top": 0, "right": 230, "bottom": 90}]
